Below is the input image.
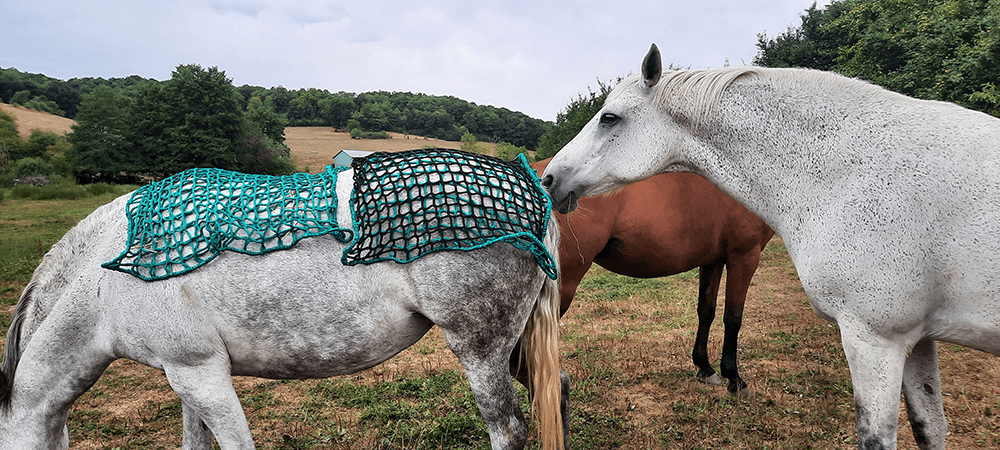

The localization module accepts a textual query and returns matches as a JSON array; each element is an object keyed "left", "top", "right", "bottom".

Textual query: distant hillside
[
  {"left": 0, "top": 102, "right": 75, "bottom": 138},
  {"left": 0, "top": 104, "right": 477, "bottom": 172}
]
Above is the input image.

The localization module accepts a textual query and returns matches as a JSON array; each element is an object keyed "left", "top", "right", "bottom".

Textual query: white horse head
[{"left": 542, "top": 43, "right": 756, "bottom": 214}]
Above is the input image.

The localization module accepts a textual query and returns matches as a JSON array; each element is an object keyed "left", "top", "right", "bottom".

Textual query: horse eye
[{"left": 599, "top": 113, "right": 620, "bottom": 125}]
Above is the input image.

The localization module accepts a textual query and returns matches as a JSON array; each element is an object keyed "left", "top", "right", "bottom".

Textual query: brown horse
[{"left": 532, "top": 158, "right": 773, "bottom": 395}]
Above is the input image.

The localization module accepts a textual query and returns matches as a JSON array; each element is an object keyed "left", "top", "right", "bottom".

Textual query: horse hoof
[
  {"left": 729, "top": 387, "right": 752, "bottom": 397},
  {"left": 698, "top": 373, "right": 724, "bottom": 386}
]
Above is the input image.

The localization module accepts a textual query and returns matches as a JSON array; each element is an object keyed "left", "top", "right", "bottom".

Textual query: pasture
[{"left": 0, "top": 133, "right": 997, "bottom": 448}]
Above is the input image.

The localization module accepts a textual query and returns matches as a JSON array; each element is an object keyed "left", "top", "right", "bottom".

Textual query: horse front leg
[
  {"left": 163, "top": 361, "right": 253, "bottom": 449},
  {"left": 839, "top": 318, "right": 909, "bottom": 450},
  {"left": 693, "top": 263, "right": 724, "bottom": 386},
  {"left": 901, "top": 339, "right": 946, "bottom": 450},
  {"left": 181, "top": 402, "right": 215, "bottom": 450}
]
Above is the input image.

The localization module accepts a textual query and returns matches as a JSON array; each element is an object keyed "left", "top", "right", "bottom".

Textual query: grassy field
[{"left": 1, "top": 188, "right": 998, "bottom": 449}]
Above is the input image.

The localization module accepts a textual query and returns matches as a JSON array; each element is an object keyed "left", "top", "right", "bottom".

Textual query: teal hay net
[
  {"left": 102, "top": 166, "right": 353, "bottom": 281},
  {"left": 342, "top": 148, "right": 557, "bottom": 279},
  {"left": 103, "top": 148, "right": 557, "bottom": 281}
]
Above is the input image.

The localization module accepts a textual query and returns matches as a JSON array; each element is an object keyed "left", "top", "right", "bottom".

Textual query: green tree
[
  {"left": 753, "top": 1, "right": 854, "bottom": 70},
  {"left": 245, "top": 96, "right": 286, "bottom": 144},
  {"left": 10, "top": 90, "right": 31, "bottom": 105},
  {"left": 460, "top": 132, "right": 490, "bottom": 154},
  {"left": 132, "top": 64, "right": 246, "bottom": 177},
  {"left": 68, "top": 85, "right": 137, "bottom": 183},
  {"left": 755, "top": 0, "right": 1000, "bottom": 117}
]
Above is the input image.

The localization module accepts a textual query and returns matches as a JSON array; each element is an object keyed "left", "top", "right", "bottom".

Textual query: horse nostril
[{"left": 541, "top": 174, "right": 553, "bottom": 188}]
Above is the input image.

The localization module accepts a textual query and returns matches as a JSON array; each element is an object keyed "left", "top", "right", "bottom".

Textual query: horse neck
[{"left": 680, "top": 77, "right": 884, "bottom": 241}]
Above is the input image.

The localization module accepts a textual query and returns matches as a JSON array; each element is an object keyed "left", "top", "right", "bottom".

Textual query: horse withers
[
  {"left": 542, "top": 43, "right": 1000, "bottom": 449},
  {"left": 0, "top": 158, "right": 565, "bottom": 450},
  {"left": 529, "top": 158, "right": 772, "bottom": 395}
]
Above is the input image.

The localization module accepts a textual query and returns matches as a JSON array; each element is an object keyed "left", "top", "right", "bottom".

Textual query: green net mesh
[
  {"left": 102, "top": 166, "right": 352, "bottom": 281},
  {"left": 342, "top": 148, "right": 557, "bottom": 280},
  {"left": 103, "top": 148, "right": 556, "bottom": 281}
]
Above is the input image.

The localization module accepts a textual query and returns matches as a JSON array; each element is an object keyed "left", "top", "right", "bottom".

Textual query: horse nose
[{"left": 541, "top": 174, "right": 554, "bottom": 189}]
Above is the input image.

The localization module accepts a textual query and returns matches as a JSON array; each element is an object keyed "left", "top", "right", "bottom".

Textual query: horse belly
[{"left": 224, "top": 307, "right": 435, "bottom": 379}]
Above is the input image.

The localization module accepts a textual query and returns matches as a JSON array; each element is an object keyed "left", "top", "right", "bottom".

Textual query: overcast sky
[{"left": 1, "top": 1, "right": 829, "bottom": 121}]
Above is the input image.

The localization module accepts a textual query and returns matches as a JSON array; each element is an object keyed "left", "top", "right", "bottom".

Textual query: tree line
[
  {"left": 0, "top": 63, "right": 549, "bottom": 184},
  {"left": 0, "top": 65, "right": 548, "bottom": 148},
  {"left": 755, "top": 0, "right": 999, "bottom": 117}
]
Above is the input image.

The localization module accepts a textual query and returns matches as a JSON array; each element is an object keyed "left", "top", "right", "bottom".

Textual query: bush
[
  {"left": 495, "top": 142, "right": 531, "bottom": 161},
  {"left": 11, "top": 157, "right": 54, "bottom": 178}
]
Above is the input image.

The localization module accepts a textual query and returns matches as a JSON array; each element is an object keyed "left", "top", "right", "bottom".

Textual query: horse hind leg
[
  {"left": 509, "top": 349, "right": 572, "bottom": 449},
  {"left": 0, "top": 309, "right": 114, "bottom": 449},
  {"left": 449, "top": 329, "right": 528, "bottom": 450},
  {"left": 693, "top": 263, "right": 724, "bottom": 386},
  {"left": 901, "top": 339, "right": 946, "bottom": 450}
]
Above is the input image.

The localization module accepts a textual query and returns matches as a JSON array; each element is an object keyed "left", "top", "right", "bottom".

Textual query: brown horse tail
[
  {"left": 0, "top": 281, "right": 36, "bottom": 415},
  {"left": 522, "top": 215, "right": 563, "bottom": 450}
]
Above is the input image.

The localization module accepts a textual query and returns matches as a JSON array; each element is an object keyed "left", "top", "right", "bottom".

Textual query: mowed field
[
  {"left": 1, "top": 106, "right": 999, "bottom": 448},
  {"left": 0, "top": 102, "right": 75, "bottom": 138},
  {"left": 285, "top": 127, "right": 497, "bottom": 172}
]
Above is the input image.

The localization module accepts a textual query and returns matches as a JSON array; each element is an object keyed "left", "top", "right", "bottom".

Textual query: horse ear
[{"left": 642, "top": 43, "right": 662, "bottom": 88}]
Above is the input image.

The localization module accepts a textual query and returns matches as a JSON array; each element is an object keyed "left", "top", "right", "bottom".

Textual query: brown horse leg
[
  {"left": 719, "top": 250, "right": 762, "bottom": 396},
  {"left": 693, "top": 263, "right": 725, "bottom": 386}
]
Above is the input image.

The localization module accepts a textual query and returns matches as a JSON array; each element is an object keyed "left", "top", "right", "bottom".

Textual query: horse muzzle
[{"left": 540, "top": 174, "right": 580, "bottom": 214}]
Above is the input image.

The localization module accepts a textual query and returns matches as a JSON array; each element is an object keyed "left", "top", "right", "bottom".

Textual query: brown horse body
[{"left": 532, "top": 159, "right": 773, "bottom": 394}]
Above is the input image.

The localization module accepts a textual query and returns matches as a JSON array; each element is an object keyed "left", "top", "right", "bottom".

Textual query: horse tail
[
  {"left": 0, "top": 281, "right": 36, "bottom": 414},
  {"left": 522, "top": 215, "right": 563, "bottom": 450}
]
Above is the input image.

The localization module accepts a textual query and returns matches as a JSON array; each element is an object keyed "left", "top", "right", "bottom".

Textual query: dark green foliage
[
  {"left": 755, "top": 0, "right": 1000, "bottom": 117},
  {"left": 234, "top": 128, "right": 296, "bottom": 175},
  {"left": 68, "top": 85, "right": 136, "bottom": 183},
  {"left": 10, "top": 157, "right": 53, "bottom": 178}
]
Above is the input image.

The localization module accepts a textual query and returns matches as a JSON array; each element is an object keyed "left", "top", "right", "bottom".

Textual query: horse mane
[{"left": 612, "top": 66, "right": 895, "bottom": 129}]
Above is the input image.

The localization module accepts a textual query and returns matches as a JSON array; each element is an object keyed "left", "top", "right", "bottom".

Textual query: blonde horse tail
[{"left": 522, "top": 215, "right": 563, "bottom": 450}]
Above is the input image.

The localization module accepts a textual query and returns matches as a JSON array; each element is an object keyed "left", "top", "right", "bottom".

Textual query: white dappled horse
[
  {"left": 0, "top": 165, "right": 565, "bottom": 450},
  {"left": 542, "top": 43, "right": 1000, "bottom": 450}
]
